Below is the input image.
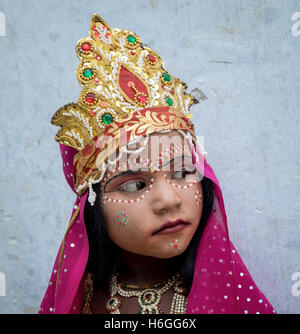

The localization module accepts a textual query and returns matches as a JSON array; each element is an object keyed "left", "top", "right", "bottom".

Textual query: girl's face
[{"left": 99, "top": 130, "right": 203, "bottom": 259}]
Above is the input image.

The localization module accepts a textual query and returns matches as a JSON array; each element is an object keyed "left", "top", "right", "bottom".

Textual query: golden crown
[{"left": 51, "top": 14, "right": 198, "bottom": 152}]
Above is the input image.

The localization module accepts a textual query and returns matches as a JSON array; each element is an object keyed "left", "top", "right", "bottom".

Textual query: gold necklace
[{"left": 105, "top": 273, "right": 187, "bottom": 314}]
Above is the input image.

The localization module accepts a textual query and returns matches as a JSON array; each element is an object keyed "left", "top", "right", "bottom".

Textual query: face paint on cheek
[
  {"left": 194, "top": 190, "right": 202, "bottom": 205},
  {"left": 168, "top": 239, "right": 182, "bottom": 252},
  {"left": 116, "top": 211, "right": 129, "bottom": 227}
]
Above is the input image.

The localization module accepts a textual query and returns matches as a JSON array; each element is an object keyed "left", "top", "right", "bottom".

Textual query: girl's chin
[
  {"left": 118, "top": 240, "right": 188, "bottom": 259},
  {"left": 120, "top": 248, "right": 185, "bottom": 260},
  {"left": 148, "top": 247, "right": 187, "bottom": 259}
]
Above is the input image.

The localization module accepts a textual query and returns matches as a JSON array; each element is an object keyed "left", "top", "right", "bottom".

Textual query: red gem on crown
[
  {"left": 137, "top": 94, "right": 147, "bottom": 104},
  {"left": 147, "top": 54, "right": 156, "bottom": 64},
  {"left": 81, "top": 43, "right": 91, "bottom": 52},
  {"left": 85, "top": 93, "right": 96, "bottom": 104}
]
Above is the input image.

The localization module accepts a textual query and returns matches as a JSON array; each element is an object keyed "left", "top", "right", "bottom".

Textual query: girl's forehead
[
  {"left": 123, "top": 131, "right": 191, "bottom": 156},
  {"left": 147, "top": 131, "right": 188, "bottom": 155},
  {"left": 102, "top": 131, "right": 194, "bottom": 180}
]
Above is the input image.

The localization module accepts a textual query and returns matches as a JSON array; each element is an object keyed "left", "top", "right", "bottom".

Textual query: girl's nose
[{"left": 151, "top": 174, "right": 182, "bottom": 215}]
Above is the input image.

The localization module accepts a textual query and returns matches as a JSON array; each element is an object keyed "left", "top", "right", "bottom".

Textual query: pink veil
[{"left": 39, "top": 141, "right": 276, "bottom": 314}]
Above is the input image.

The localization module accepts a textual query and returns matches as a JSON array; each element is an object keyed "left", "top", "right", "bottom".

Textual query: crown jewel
[{"left": 51, "top": 14, "right": 197, "bottom": 151}]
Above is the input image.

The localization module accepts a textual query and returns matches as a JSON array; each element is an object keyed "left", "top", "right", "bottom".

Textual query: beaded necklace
[{"left": 105, "top": 273, "right": 187, "bottom": 314}]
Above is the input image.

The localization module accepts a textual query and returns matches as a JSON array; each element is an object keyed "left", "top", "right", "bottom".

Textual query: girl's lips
[{"left": 152, "top": 219, "right": 191, "bottom": 236}]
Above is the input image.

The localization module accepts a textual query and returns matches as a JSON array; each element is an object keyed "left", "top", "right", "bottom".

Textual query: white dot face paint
[
  {"left": 101, "top": 178, "right": 154, "bottom": 205},
  {"left": 100, "top": 152, "right": 201, "bottom": 206},
  {"left": 194, "top": 190, "right": 202, "bottom": 205},
  {"left": 163, "top": 174, "right": 199, "bottom": 190},
  {"left": 101, "top": 168, "right": 201, "bottom": 206}
]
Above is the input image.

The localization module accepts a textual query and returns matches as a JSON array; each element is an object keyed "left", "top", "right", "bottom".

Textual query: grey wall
[{"left": 0, "top": 0, "right": 299, "bottom": 314}]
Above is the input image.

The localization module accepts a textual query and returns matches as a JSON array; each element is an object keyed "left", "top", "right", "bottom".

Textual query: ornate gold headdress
[{"left": 51, "top": 14, "right": 199, "bottom": 203}]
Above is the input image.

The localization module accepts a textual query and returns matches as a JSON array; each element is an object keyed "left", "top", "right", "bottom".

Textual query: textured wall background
[{"left": 0, "top": 0, "right": 299, "bottom": 314}]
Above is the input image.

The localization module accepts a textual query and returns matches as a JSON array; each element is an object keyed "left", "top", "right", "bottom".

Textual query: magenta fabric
[
  {"left": 187, "top": 149, "right": 275, "bottom": 314},
  {"left": 39, "top": 143, "right": 276, "bottom": 314},
  {"left": 39, "top": 144, "right": 89, "bottom": 314}
]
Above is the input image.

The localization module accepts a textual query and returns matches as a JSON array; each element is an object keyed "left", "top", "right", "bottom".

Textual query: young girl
[{"left": 39, "top": 14, "right": 276, "bottom": 314}]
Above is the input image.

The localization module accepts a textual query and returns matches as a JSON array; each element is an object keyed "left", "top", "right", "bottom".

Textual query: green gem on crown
[
  {"left": 83, "top": 68, "right": 93, "bottom": 78},
  {"left": 166, "top": 97, "right": 173, "bottom": 106},
  {"left": 162, "top": 72, "right": 171, "bottom": 82},
  {"left": 127, "top": 35, "right": 137, "bottom": 44},
  {"left": 101, "top": 113, "right": 114, "bottom": 125}
]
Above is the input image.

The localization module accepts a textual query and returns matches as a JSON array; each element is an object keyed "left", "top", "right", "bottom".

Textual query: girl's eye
[
  {"left": 172, "top": 170, "right": 187, "bottom": 179},
  {"left": 172, "top": 170, "right": 190, "bottom": 179},
  {"left": 118, "top": 180, "right": 146, "bottom": 193}
]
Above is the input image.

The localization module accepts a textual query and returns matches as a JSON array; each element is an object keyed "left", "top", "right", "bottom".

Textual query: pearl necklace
[{"left": 106, "top": 273, "right": 187, "bottom": 314}]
